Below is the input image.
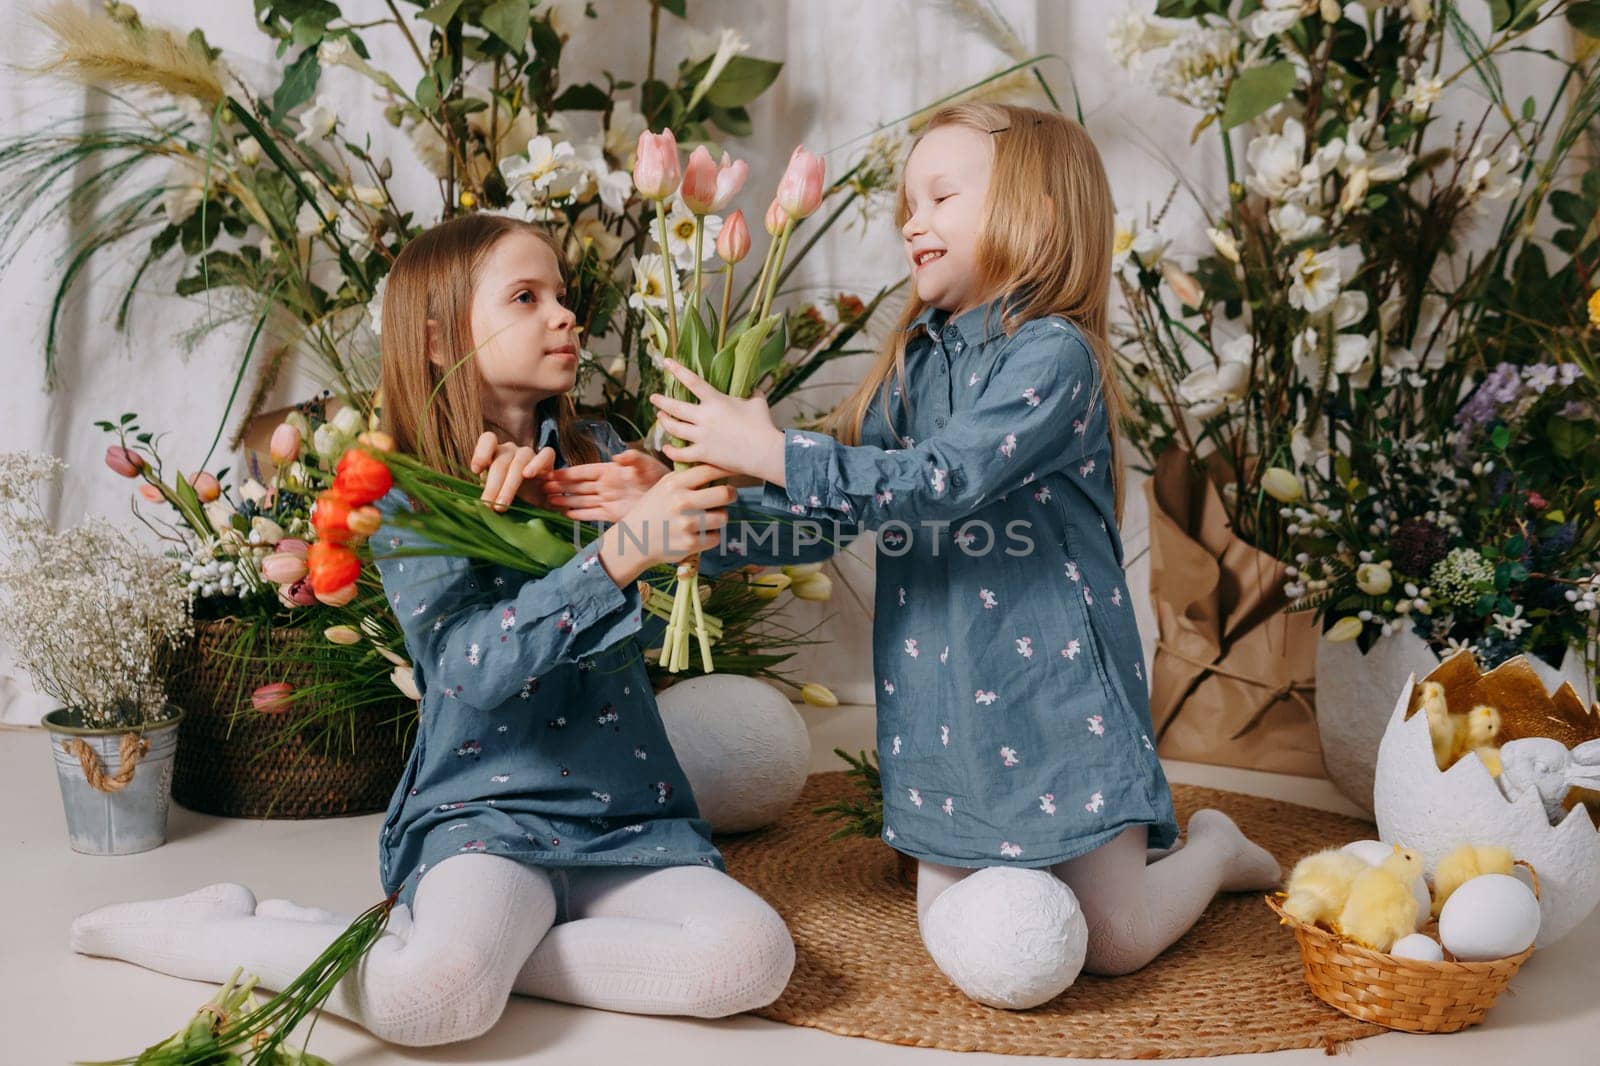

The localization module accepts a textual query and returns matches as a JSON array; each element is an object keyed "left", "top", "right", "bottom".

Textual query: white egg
[
  {"left": 1390, "top": 933, "right": 1444, "bottom": 962},
  {"left": 1344, "top": 840, "right": 1432, "bottom": 926},
  {"left": 1438, "top": 874, "right": 1541, "bottom": 961}
]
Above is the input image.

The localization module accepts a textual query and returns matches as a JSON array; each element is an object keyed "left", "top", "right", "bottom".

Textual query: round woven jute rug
[{"left": 719, "top": 772, "right": 1386, "bottom": 1059}]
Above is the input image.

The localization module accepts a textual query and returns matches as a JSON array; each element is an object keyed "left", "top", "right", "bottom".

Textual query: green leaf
[
  {"left": 675, "top": 306, "right": 714, "bottom": 377},
  {"left": 707, "top": 343, "right": 736, "bottom": 393},
  {"left": 708, "top": 104, "right": 752, "bottom": 137},
  {"left": 752, "top": 313, "right": 789, "bottom": 383},
  {"left": 1221, "top": 61, "right": 1296, "bottom": 131},
  {"left": 1571, "top": 0, "right": 1600, "bottom": 37},
  {"left": 1548, "top": 415, "right": 1585, "bottom": 459},
  {"left": 419, "top": 0, "right": 469, "bottom": 28},
  {"left": 1490, "top": 423, "right": 1511, "bottom": 450},
  {"left": 416, "top": 72, "right": 439, "bottom": 111},
  {"left": 271, "top": 48, "right": 321, "bottom": 122},
  {"left": 481, "top": 0, "right": 531, "bottom": 49},
  {"left": 704, "top": 57, "right": 784, "bottom": 109},
  {"left": 551, "top": 82, "right": 612, "bottom": 111}
]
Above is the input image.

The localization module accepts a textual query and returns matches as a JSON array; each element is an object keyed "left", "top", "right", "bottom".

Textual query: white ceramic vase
[
  {"left": 1316, "top": 630, "right": 1595, "bottom": 815},
  {"left": 655, "top": 674, "right": 811, "bottom": 834}
]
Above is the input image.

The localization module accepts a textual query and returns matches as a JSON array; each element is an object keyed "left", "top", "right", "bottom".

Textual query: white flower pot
[
  {"left": 1373, "top": 662, "right": 1600, "bottom": 947},
  {"left": 656, "top": 675, "right": 811, "bottom": 834},
  {"left": 1317, "top": 631, "right": 1595, "bottom": 815}
]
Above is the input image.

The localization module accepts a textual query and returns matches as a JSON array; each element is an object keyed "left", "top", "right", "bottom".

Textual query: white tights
[
  {"left": 916, "top": 809, "right": 1281, "bottom": 995},
  {"left": 70, "top": 854, "right": 795, "bottom": 1047}
]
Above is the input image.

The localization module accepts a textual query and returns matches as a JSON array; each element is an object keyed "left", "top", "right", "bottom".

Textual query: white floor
[{"left": 3, "top": 707, "right": 1597, "bottom": 1066}]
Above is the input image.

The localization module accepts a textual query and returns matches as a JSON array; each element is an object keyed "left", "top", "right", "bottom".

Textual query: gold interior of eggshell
[{"left": 1404, "top": 650, "right": 1600, "bottom": 817}]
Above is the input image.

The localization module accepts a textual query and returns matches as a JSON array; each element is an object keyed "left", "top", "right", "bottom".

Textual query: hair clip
[{"left": 987, "top": 117, "right": 1045, "bottom": 134}]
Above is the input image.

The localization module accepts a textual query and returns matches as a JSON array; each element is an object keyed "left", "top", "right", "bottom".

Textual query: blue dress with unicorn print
[{"left": 762, "top": 299, "right": 1179, "bottom": 868}]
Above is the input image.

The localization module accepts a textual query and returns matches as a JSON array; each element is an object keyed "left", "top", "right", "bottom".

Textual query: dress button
[
  {"left": 950, "top": 470, "right": 966, "bottom": 490},
  {"left": 934, "top": 415, "right": 948, "bottom": 429},
  {"left": 944, "top": 325, "right": 960, "bottom": 341}
]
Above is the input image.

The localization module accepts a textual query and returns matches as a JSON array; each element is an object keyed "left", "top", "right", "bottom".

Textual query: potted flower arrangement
[
  {"left": 1105, "top": 0, "right": 1600, "bottom": 774},
  {"left": 98, "top": 402, "right": 417, "bottom": 818},
  {"left": 0, "top": 451, "right": 191, "bottom": 854},
  {"left": 1283, "top": 354, "right": 1599, "bottom": 809}
]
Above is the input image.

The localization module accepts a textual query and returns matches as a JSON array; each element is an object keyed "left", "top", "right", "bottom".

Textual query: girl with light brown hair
[
  {"left": 649, "top": 103, "right": 1281, "bottom": 1008},
  {"left": 68, "top": 214, "right": 796, "bottom": 1046}
]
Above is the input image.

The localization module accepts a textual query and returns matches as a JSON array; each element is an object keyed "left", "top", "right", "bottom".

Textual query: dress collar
[{"left": 906, "top": 295, "right": 1017, "bottom": 348}]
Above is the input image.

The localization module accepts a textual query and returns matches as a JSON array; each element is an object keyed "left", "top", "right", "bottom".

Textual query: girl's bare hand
[
  {"left": 541, "top": 449, "right": 670, "bottom": 523},
  {"left": 470, "top": 431, "right": 557, "bottom": 510}
]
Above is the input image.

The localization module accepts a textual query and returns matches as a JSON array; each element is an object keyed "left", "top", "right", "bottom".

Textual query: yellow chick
[
  {"left": 1474, "top": 745, "right": 1503, "bottom": 777},
  {"left": 1419, "top": 681, "right": 1456, "bottom": 770},
  {"left": 1283, "top": 848, "right": 1369, "bottom": 928},
  {"left": 1431, "top": 844, "right": 1514, "bottom": 918},
  {"left": 1452, "top": 705, "right": 1503, "bottom": 765},
  {"left": 1337, "top": 846, "right": 1425, "bottom": 952}
]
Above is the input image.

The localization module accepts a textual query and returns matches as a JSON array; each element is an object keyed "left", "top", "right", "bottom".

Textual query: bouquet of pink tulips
[{"left": 631, "top": 129, "right": 826, "bottom": 673}]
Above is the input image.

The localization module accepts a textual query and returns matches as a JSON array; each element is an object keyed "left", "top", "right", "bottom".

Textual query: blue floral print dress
[
  {"left": 372, "top": 411, "right": 841, "bottom": 907},
  {"left": 762, "top": 299, "right": 1179, "bottom": 868}
]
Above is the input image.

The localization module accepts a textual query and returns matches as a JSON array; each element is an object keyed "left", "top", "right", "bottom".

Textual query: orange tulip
[
  {"left": 632, "top": 128, "right": 681, "bottom": 200},
  {"left": 191, "top": 471, "right": 221, "bottom": 502},
  {"left": 776, "top": 145, "right": 825, "bottom": 220},
  {"left": 311, "top": 490, "right": 354, "bottom": 545},
  {"left": 332, "top": 449, "right": 393, "bottom": 506},
  {"left": 138, "top": 484, "right": 163, "bottom": 503},
  {"left": 306, "top": 541, "right": 361, "bottom": 593},
  {"left": 315, "top": 582, "right": 359, "bottom": 607},
  {"left": 716, "top": 209, "right": 751, "bottom": 264}
]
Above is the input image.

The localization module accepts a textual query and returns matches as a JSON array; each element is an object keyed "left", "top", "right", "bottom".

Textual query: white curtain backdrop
[{"left": 0, "top": 0, "right": 1569, "bottom": 723}]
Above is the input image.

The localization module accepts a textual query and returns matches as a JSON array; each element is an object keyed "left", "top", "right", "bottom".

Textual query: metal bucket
[{"left": 42, "top": 706, "right": 183, "bottom": 855}]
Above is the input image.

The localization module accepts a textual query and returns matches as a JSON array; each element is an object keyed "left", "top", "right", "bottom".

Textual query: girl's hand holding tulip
[{"left": 650, "top": 358, "right": 787, "bottom": 488}]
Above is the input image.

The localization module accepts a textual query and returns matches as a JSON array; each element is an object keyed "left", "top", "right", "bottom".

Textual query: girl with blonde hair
[{"left": 649, "top": 103, "right": 1281, "bottom": 1008}]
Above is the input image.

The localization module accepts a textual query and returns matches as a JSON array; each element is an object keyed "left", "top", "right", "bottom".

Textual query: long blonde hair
[
  {"left": 821, "top": 102, "right": 1129, "bottom": 522},
  {"left": 379, "top": 214, "right": 600, "bottom": 475}
]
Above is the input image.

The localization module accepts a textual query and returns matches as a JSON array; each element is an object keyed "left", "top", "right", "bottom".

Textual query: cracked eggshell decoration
[{"left": 1373, "top": 651, "right": 1600, "bottom": 947}]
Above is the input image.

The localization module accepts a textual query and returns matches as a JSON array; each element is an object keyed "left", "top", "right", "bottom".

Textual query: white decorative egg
[
  {"left": 1390, "top": 933, "right": 1444, "bottom": 962},
  {"left": 1341, "top": 839, "right": 1431, "bottom": 926},
  {"left": 1438, "top": 874, "right": 1541, "bottom": 961}
]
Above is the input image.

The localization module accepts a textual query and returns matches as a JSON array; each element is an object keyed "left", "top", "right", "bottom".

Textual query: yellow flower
[
  {"left": 800, "top": 682, "right": 838, "bottom": 707},
  {"left": 1588, "top": 287, "right": 1600, "bottom": 327},
  {"left": 1326, "top": 616, "right": 1364, "bottom": 643}
]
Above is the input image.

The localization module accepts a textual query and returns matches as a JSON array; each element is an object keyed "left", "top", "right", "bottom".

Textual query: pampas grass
[{"left": 30, "top": 1, "right": 225, "bottom": 106}]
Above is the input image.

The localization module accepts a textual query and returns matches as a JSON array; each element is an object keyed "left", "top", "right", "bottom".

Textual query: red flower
[
  {"left": 307, "top": 541, "right": 361, "bottom": 593},
  {"left": 311, "top": 491, "right": 355, "bottom": 545},
  {"left": 333, "top": 449, "right": 393, "bottom": 506}
]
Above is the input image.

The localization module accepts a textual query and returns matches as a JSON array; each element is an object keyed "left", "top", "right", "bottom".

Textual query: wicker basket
[
  {"left": 1266, "top": 861, "right": 1539, "bottom": 1034},
  {"left": 169, "top": 619, "right": 413, "bottom": 819}
]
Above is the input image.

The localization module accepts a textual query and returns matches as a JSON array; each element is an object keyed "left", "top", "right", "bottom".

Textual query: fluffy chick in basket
[
  {"left": 1283, "top": 849, "right": 1369, "bottom": 927},
  {"left": 1431, "top": 844, "right": 1513, "bottom": 918},
  {"left": 1337, "top": 846, "right": 1425, "bottom": 952}
]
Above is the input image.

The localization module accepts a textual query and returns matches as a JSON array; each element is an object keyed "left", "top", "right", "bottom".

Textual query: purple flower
[{"left": 1524, "top": 363, "right": 1558, "bottom": 394}]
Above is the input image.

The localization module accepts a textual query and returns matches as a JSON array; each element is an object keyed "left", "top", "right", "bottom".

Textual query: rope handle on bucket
[{"left": 61, "top": 733, "right": 149, "bottom": 793}]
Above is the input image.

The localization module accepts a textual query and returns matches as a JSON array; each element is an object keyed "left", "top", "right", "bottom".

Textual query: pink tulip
[
  {"left": 1161, "top": 261, "right": 1204, "bottom": 309},
  {"left": 711, "top": 152, "right": 749, "bottom": 211},
  {"left": 191, "top": 471, "right": 221, "bottom": 502},
  {"left": 260, "top": 551, "right": 308, "bottom": 584},
  {"left": 277, "top": 578, "right": 318, "bottom": 608},
  {"left": 252, "top": 682, "right": 294, "bottom": 715},
  {"left": 105, "top": 445, "right": 144, "bottom": 478},
  {"left": 776, "top": 145, "right": 825, "bottom": 220},
  {"left": 138, "top": 484, "right": 164, "bottom": 503},
  {"left": 315, "top": 582, "right": 359, "bottom": 607},
  {"left": 276, "top": 538, "right": 310, "bottom": 556},
  {"left": 633, "top": 128, "right": 681, "bottom": 201},
  {"left": 764, "top": 197, "right": 786, "bottom": 237},
  {"left": 680, "top": 145, "right": 719, "bottom": 214},
  {"left": 269, "top": 422, "right": 301, "bottom": 465},
  {"left": 716, "top": 209, "right": 751, "bottom": 264}
]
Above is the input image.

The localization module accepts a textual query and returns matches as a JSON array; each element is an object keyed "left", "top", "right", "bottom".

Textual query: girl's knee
[
  {"left": 1081, "top": 914, "right": 1160, "bottom": 976},
  {"left": 688, "top": 903, "right": 795, "bottom": 1017}
]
